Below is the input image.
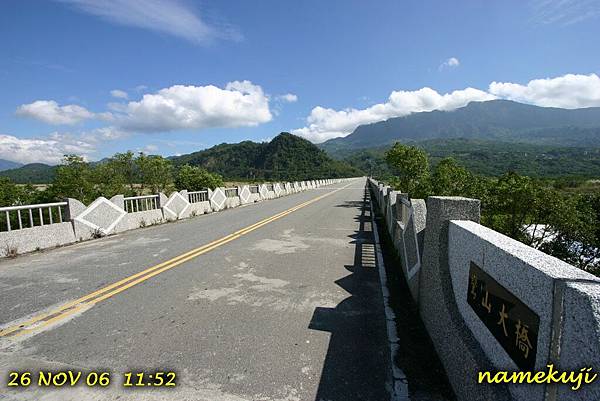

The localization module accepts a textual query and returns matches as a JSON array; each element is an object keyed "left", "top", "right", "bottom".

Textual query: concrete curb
[{"left": 367, "top": 186, "right": 410, "bottom": 401}]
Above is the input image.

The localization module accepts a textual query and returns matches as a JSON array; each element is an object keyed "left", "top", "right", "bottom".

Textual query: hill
[
  {"left": 339, "top": 138, "right": 600, "bottom": 178},
  {"left": 0, "top": 159, "right": 23, "bottom": 171},
  {"left": 172, "top": 132, "right": 362, "bottom": 180},
  {"left": 320, "top": 99, "right": 600, "bottom": 154},
  {"left": 0, "top": 163, "right": 57, "bottom": 184}
]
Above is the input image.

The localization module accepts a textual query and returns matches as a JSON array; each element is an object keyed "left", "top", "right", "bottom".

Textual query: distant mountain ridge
[
  {"left": 319, "top": 100, "right": 600, "bottom": 153},
  {"left": 0, "top": 159, "right": 23, "bottom": 171},
  {"left": 0, "top": 163, "right": 57, "bottom": 184}
]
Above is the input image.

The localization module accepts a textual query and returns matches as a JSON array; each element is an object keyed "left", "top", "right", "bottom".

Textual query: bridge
[{"left": 0, "top": 178, "right": 599, "bottom": 400}]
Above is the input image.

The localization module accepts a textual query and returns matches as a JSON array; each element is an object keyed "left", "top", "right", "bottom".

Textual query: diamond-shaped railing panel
[
  {"left": 75, "top": 197, "right": 126, "bottom": 235},
  {"left": 259, "top": 184, "right": 268, "bottom": 199},
  {"left": 210, "top": 188, "right": 227, "bottom": 210},
  {"left": 164, "top": 192, "right": 190, "bottom": 218},
  {"left": 239, "top": 186, "right": 251, "bottom": 203}
]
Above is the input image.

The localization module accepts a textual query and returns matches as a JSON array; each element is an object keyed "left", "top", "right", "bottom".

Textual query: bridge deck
[{"left": 0, "top": 179, "right": 392, "bottom": 401}]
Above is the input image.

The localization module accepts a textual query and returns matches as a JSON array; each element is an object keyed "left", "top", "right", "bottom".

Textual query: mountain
[
  {"left": 340, "top": 138, "right": 600, "bottom": 178},
  {"left": 172, "top": 132, "right": 362, "bottom": 180},
  {"left": 0, "top": 159, "right": 23, "bottom": 171},
  {"left": 0, "top": 163, "right": 57, "bottom": 184},
  {"left": 320, "top": 100, "right": 600, "bottom": 154}
]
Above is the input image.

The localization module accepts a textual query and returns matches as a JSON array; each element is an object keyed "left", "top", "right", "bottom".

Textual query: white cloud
[
  {"left": 140, "top": 144, "right": 159, "bottom": 154},
  {"left": 17, "top": 73, "right": 600, "bottom": 147},
  {"left": 15, "top": 81, "right": 273, "bottom": 134},
  {"left": 293, "top": 87, "right": 495, "bottom": 143},
  {"left": 82, "top": 126, "right": 128, "bottom": 142},
  {"left": 439, "top": 57, "right": 460, "bottom": 70},
  {"left": 530, "top": 0, "right": 600, "bottom": 25},
  {"left": 114, "top": 81, "right": 272, "bottom": 132},
  {"left": 110, "top": 89, "right": 128, "bottom": 99},
  {"left": 0, "top": 127, "right": 129, "bottom": 165},
  {"left": 57, "top": 0, "right": 240, "bottom": 44},
  {"left": 16, "top": 100, "right": 95, "bottom": 125},
  {"left": 489, "top": 73, "right": 600, "bottom": 108},
  {"left": 277, "top": 93, "right": 298, "bottom": 103},
  {"left": 0, "top": 133, "right": 95, "bottom": 165},
  {"left": 293, "top": 72, "right": 600, "bottom": 143}
]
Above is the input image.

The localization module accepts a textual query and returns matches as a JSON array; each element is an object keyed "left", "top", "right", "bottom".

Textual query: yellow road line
[
  {"left": 1, "top": 183, "right": 352, "bottom": 338},
  {"left": 0, "top": 197, "right": 315, "bottom": 337}
]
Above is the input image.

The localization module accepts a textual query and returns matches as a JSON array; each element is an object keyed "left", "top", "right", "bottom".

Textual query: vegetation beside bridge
[{"left": 382, "top": 143, "right": 600, "bottom": 275}]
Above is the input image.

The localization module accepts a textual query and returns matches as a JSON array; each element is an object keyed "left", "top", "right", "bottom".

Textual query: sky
[{"left": 1, "top": 0, "right": 600, "bottom": 164}]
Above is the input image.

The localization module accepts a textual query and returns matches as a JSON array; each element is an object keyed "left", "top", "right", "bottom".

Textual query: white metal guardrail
[
  {"left": 224, "top": 187, "right": 239, "bottom": 198},
  {"left": 188, "top": 190, "right": 208, "bottom": 203},
  {"left": 123, "top": 195, "right": 160, "bottom": 213},
  {"left": 0, "top": 202, "right": 68, "bottom": 232}
]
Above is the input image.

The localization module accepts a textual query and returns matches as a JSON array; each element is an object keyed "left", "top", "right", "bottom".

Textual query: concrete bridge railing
[
  {"left": 0, "top": 178, "right": 349, "bottom": 258},
  {"left": 367, "top": 178, "right": 600, "bottom": 401}
]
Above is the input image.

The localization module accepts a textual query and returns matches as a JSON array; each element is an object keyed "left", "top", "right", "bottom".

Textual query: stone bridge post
[{"left": 418, "top": 197, "right": 509, "bottom": 401}]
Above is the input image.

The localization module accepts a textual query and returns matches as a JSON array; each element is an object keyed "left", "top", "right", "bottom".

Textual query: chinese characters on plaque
[{"left": 467, "top": 262, "right": 539, "bottom": 370}]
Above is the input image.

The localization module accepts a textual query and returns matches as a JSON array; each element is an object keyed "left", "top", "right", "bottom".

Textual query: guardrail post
[
  {"left": 385, "top": 189, "right": 399, "bottom": 236},
  {"left": 395, "top": 192, "right": 408, "bottom": 223},
  {"left": 158, "top": 193, "right": 168, "bottom": 208},
  {"left": 109, "top": 194, "right": 124, "bottom": 210},
  {"left": 418, "top": 196, "right": 499, "bottom": 401},
  {"left": 65, "top": 198, "right": 86, "bottom": 221}
]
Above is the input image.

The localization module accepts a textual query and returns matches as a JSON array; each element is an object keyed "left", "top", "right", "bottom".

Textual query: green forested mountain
[
  {"left": 320, "top": 99, "right": 600, "bottom": 153},
  {"left": 172, "top": 132, "right": 361, "bottom": 180},
  {"left": 339, "top": 139, "right": 600, "bottom": 179},
  {"left": 172, "top": 140, "right": 264, "bottom": 179},
  {"left": 0, "top": 163, "right": 57, "bottom": 184}
]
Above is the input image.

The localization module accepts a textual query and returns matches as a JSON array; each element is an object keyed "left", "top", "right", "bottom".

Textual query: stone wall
[
  {"left": 0, "top": 222, "right": 77, "bottom": 257},
  {"left": 367, "top": 178, "right": 600, "bottom": 401}
]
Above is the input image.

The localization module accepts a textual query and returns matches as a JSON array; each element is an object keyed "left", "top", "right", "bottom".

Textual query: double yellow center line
[{"left": 0, "top": 183, "right": 351, "bottom": 339}]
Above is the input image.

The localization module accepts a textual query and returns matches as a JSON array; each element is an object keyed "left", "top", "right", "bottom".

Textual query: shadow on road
[
  {"left": 333, "top": 200, "right": 364, "bottom": 209},
  {"left": 309, "top": 190, "right": 390, "bottom": 401}
]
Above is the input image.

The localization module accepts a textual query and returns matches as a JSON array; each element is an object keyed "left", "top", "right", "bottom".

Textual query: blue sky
[{"left": 1, "top": 0, "right": 600, "bottom": 164}]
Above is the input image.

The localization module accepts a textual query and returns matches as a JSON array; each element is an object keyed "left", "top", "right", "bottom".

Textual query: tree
[
  {"left": 93, "top": 161, "right": 128, "bottom": 198},
  {"left": 482, "top": 171, "right": 577, "bottom": 250},
  {"left": 380, "top": 144, "right": 599, "bottom": 276},
  {"left": 110, "top": 151, "right": 137, "bottom": 194},
  {"left": 384, "top": 143, "right": 430, "bottom": 197},
  {"left": 0, "top": 177, "right": 34, "bottom": 206},
  {"left": 48, "top": 155, "right": 97, "bottom": 204},
  {"left": 483, "top": 172, "right": 537, "bottom": 241},
  {"left": 135, "top": 153, "right": 174, "bottom": 194},
  {"left": 541, "top": 193, "right": 600, "bottom": 275},
  {"left": 431, "top": 157, "right": 475, "bottom": 196},
  {"left": 175, "top": 165, "right": 224, "bottom": 191}
]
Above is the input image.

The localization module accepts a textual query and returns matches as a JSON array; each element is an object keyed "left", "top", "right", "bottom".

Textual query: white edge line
[{"left": 368, "top": 187, "right": 411, "bottom": 401}]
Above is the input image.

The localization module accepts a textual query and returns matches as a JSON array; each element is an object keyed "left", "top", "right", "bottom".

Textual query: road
[{"left": 0, "top": 178, "right": 391, "bottom": 401}]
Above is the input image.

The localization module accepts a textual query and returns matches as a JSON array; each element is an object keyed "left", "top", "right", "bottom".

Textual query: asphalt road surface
[{"left": 0, "top": 178, "right": 391, "bottom": 401}]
